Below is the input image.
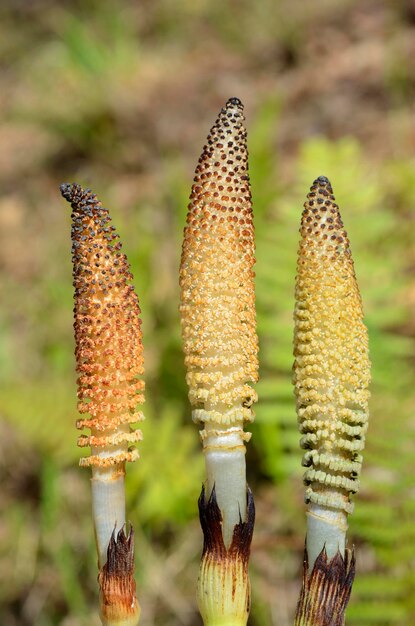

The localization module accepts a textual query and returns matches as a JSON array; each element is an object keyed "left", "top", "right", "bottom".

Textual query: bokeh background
[{"left": 1, "top": 1, "right": 415, "bottom": 624}]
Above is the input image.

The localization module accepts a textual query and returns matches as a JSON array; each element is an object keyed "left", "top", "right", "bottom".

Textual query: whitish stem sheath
[
  {"left": 91, "top": 469, "right": 126, "bottom": 568},
  {"left": 201, "top": 416, "right": 250, "bottom": 547},
  {"left": 306, "top": 504, "right": 347, "bottom": 568}
]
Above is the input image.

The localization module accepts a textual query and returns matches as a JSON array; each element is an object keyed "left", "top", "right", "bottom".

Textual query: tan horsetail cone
[
  {"left": 180, "top": 98, "right": 258, "bottom": 626},
  {"left": 294, "top": 176, "right": 370, "bottom": 516},
  {"left": 180, "top": 97, "right": 258, "bottom": 426},
  {"left": 61, "top": 182, "right": 145, "bottom": 470}
]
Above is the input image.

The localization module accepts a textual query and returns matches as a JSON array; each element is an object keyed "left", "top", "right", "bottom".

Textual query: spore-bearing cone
[
  {"left": 60, "top": 182, "right": 144, "bottom": 469},
  {"left": 179, "top": 97, "right": 258, "bottom": 418},
  {"left": 98, "top": 526, "right": 140, "bottom": 626},
  {"left": 197, "top": 485, "right": 255, "bottom": 626},
  {"left": 294, "top": 175, "right": 370, "bottom": 517},
  {"left": 295, "top": 544, "right": 355, "bottom": 626}
]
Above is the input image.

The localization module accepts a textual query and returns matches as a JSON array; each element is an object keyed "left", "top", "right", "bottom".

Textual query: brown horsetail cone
[
  {"left": 180, "top": 98, "right": 258, "bottom": 626},
  {"left": 61, "top": 182, "right": 142, "bottom": 625},
  {"left": 61, "top": 182, "right": 144, "bottom": 469},
  {"left": 294, "top": 176, "right": 370, "bottom": 624}
]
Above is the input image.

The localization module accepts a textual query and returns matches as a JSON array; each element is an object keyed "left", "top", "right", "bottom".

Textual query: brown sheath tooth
[
  {"left": 197, "top": 485, "right": 255, "bottom": 625},
  {"left": 99, "top": 527, "right": 140, "bottom": 626},
  {"left": 295, "top": 545, "right": 356, "bottom": 626},
  {"left": 199, "top": 484, "right": 255, "bottom": 563}
]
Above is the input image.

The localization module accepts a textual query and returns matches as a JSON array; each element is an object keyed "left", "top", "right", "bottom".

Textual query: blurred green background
[{"left": 0, "top": 1, "right": 414, "bottom": 624}]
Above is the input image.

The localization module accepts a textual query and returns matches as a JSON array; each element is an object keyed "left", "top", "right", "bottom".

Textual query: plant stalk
[
  {"left": 293, "top": 176, "right": 370, "bottom": 623},
  {"left": 61, "top": 182, "right": 143, "bottom": 626},
  {"left": 180, "top": 98, "right": 258, "bottom": 625}
]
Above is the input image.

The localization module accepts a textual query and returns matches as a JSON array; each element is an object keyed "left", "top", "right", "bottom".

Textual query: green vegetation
[{"left": 0, "top": 1, "right": 414, "bottom": 624}]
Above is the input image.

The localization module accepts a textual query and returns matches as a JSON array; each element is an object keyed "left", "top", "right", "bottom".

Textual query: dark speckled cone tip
[
  {"left": 310, "top": 176, "right": 333, "bottom": 194},
  {"left": 60, "top": 182, "right": 93, "bottom": 206},
  {"left": 227, "top": 96, "right": 244, "bottom": 108},
  {"left": 60, "top": 182, "right": 73, "bottom": 201},
  {"left": 60, "top": 182, "right": 98, "bottom": 206},
  {"left": 315, "top": 175, "right": 330, "bottom": 185},
  {"left": 312, "top": 175, "right": 333, "bottom": 193}
]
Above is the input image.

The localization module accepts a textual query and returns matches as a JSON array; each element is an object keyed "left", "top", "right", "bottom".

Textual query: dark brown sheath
[{"left": 295, "top": 546, "right": 356, "bottom": 626}]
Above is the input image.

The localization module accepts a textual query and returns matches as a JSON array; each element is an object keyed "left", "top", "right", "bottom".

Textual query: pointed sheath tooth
[
  {"left": 293, "top": 176, "right": 371, "bottom": 514},
  {"left": 98, "top": 527, "right": 141, "bottom": 626},
  {"left": 60, "top": 183, "right": 145, "bottom": 468},
  {"left": 295, "top": 545, "right": 356, "bottom": 626},
  {"left": 197, "top": 486, "right": 255, "bottom": 626},
  {"left": 179, "top": 98, "right": 258, "bottom": 424}
]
